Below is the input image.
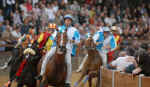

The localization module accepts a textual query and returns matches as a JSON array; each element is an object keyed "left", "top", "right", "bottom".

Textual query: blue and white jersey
[
  {"left": 58, "top": 25, "right": 80, "bottom": 56},
  {"left": 93, "top": 31, "right": 104, "bottom": 51},
  {"left": 85, "top": 32, "right": 91, "bottom": 40},
  {"left": 93, "top": 31, "right": 116, "bottom": 53},
  {"left": 49, "top": 30, "right": 57, "bottom": 47}
]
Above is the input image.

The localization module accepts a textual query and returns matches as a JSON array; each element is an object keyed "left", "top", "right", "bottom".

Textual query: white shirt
[
  {"left": 13, "top": 13, "right": 22, "bottom": 25},
  {"left": 64, "top": 0, "right": 68, "bottom": 4},
  {"left": 46, "top": 8, "right": 55, "bottom": 20},
  {"left": 20, "top": 4, "right": 27, "bottom": 14},
  {"left": 7, "top": 0, "right": 15, "bottom": 5},
  {"left": 53, "top": 6, "right": 59, "bottom": 13},
  {"left": 104, "top": 17, "right": 116, "bottom": 26},
  {"left": 11, "top": 30, "right": 21, "bottom": 38},
  {"left": 0, "top": 15, "right": 4, "bottom": 23},
  {"left": 111, "top": 56, "right": 134, "bottom": 71},
  {"left": 32, "top": 0, "right": 39, "bottom": 7}
]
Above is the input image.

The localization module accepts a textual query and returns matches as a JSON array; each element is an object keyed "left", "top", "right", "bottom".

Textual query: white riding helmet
[{"left": 64, "top": 14, "right": 73, "bottom": 21}]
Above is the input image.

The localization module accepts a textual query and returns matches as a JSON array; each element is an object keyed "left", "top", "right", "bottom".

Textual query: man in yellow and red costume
[
  {"left": 15, "top": 23, "right": 56, "bottom": 80},
  {"left": 37, "top": 23, "right": 56, "bottom": 54},
  {"left": 107, "top": 26, "right": 121, "bottom": 63}
]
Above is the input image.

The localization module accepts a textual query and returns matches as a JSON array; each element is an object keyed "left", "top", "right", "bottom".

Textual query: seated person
[{"left": 108, "top": 51, "right": 138, "bottom": 73}]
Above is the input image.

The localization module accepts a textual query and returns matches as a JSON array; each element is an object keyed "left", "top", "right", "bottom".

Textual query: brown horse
[
  {"left": 74, "top": 36, "right": 103, "bottom": 87},
  {"left": 37, "top": 31, "right": 68, "bottom": 87}
]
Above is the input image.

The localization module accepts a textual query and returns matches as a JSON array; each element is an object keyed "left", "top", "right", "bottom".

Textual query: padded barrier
[{"left": 100, "top": 67, "right": 150, "bottom": 87}]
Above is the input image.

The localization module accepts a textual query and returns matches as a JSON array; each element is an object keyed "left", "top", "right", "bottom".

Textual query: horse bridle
[{"left": 85, "top": 46, "right": 96, "bottom": 50}]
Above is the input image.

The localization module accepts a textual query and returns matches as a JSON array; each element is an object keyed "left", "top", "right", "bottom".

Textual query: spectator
[
  {"left": 46, "top": 3, "right": 56, "bottom": 22},
  {"left": 109, "top": 51, "right": 137, "bottom": 72},
  {"left": 20, "top": 2, "right": 28, "bottom": 16},
  {"left": 13, "top": 10, "right": 22, "bottom": 25},
  {"left": 25, "top": 0, "right": 33, "bottom": 12},
  {"left": 20, "top": 18, "right": 30, "bottom": 35},
  {"left": 0, "top": 22, "right": 5, "bottom": 37},
  {"left": 2, "top": 25, "right": 12, "bottom": 40},
  {"left": 11, "top": 25, "right": 21, "bottom": 40},
  {"left": 0, "top": 9, "right": 4, "bottom": 23},
  {"left": 5, "top": 0, "right": 15, "bottom": 19}
]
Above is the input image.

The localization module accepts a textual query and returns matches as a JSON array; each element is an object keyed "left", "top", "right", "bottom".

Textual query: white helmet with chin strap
[{"left": 64, "top": 14, "right": 73, "bottom": 21}]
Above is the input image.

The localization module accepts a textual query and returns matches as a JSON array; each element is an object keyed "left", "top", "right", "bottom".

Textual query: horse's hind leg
[
  {"left": 73, "top": 73, "right": 86, "bottom": 87},
  {"left": 27, "top": 84, "right": 36, "bottom": 87},
  {"left": 96, "top": 69, "right": 100, "bottom": 87},
  {"left": 88, "top": 74, "right": 92, "bottom": 87},
  {"left": 39, "top": 78, "right": 48, "bottom": 87},
  {"left": 17, "top": 83, "right": 23, "bottom": 87}
]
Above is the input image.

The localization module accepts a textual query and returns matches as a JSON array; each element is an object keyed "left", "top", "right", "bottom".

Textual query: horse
[
  {"left": 74, "top": 36, "right": 103, "bottom": 87},
  {"left": 37, "top": 31, "right": 68, "bottom": 87},
  {"left": 4, "top": 42, "right": 41, "bottom": 87},
  {"left": 15, "top": 43, "right": 41, "bottom": 87},
  {"left": 1, "top": 46, "right": 24, "bottom": 87}
]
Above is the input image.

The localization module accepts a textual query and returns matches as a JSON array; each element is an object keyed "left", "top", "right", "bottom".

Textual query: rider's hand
[
  {"left": 132, "top": 67, "right": 142, "bottom": 75},
  {"left": 95, "top": 42, "right": 99, "bottom": 45},
  {"left": 71, "top": 40, "right": 75, "bottom": 43}
]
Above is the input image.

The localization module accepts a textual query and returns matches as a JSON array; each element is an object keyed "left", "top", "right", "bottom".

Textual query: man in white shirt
[
  {"left": 36, "top": 14, "right": 80, "bottom": 87},
  {"left": 46, "top": 4, "right": 55, "bottom": 22},
  {"left": 109, "top": 51, "right": 137, "bottom": 72},
  {"left": 6, "top": 0, "right": 15, "bottom": 17},
  {"left": 93, "top": 27, "right": 117, "bottom": 66}
]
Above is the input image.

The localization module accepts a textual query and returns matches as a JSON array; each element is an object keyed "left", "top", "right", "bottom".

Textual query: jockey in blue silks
[
  {"left": 36, "top": 14, "right": 80, "bottom": 87},
  {"left": 93, "top": 26, "right": 117, "bottom": 66}
]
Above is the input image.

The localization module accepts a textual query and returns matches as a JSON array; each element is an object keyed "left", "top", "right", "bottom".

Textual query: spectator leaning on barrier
[{"left": 108, "top": 51, "right": 138, "bottom": 73}]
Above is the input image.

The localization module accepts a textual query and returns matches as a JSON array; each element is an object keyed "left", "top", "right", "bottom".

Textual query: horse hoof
[
  {"left": 76, "top": 69, "right": 81, "bottom": 73},
  {"left": 65, "top": 83, "right": 71, "bottom": 87},
  {"left": 35, "top": 75, "right": 42, "bottom": 80}
]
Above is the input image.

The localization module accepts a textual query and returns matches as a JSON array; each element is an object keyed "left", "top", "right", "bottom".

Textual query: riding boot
[{"left": 64, "top": 83, "right": 71, "bottom": 87}]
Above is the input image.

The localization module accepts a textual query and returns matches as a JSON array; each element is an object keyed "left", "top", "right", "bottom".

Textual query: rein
[{"left": 85, "top": 47, "right": 96, "bottom": 50}]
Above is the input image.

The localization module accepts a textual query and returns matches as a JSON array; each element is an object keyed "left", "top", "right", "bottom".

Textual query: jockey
[
  {"left": 93, "top": 26, "right": 117, "bottom": 66},
  {"left": 36, "top": 14, "right": 80, "bottom": 87},
  {"left": 15, "top": 24, "right": 55, "bottom": 80},
  {"left": 37, "top": 23, "right": 55, "bottom": 53},
  {"left": 107, "top": 26, "right": 121, "bottom": 63}
]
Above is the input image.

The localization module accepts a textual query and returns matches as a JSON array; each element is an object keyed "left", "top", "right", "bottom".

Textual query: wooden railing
[{"left": 100, "top": 68, "right": 150, "bottom": 87}]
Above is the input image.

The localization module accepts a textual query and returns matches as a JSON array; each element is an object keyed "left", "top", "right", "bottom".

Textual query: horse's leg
[
  {"left": 39, "top": 81, "right": 47, "bottom": 87},
  {"left": 26, "top": 84, "right": 36, "bottom": 87},
  {"left": 73, "top": 72, "right": 86, "bottom": 87},
  {"left": 17, "top": 83, "right": 23, "bottom": 87},
  {"left": 96, "top": 69, "right": 100, "bottom": 87},
  {"left": 37, "top": 80, "right": 48, "bottom": 87},
  {"left": 88, "top": 74, "right": 92, "bottom": 87},
  {"left": 39, "top": 76, "right": 48, "bottom": 87}
]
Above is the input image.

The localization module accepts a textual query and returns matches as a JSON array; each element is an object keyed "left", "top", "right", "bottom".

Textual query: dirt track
[
  {"left": 0, "top": 71, "right": 94, "bottom": 87},
  {"left": 0, "top": 51, "right": 95, "bottom": 87}
]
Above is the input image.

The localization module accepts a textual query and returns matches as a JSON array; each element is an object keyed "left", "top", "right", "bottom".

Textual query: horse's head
[
  {"left": 56, "top": 32, "right": 68, "bottom": 54},
  {"left": 23, "top": 43, "right": 41, "bottom": 63},
  {"left": 85, "top": 35, "right": 96, "bottom": 50},
  {"left": 23, "top": 48, "right": 36, "bottom": 59}
]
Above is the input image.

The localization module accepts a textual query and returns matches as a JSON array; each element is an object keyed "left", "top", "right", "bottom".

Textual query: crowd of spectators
[
  {"left": 0, "top": 0, "right": 149, "bottom": 40},
  {"left": 0, "top": 0, "right": 150, "bottom": 75}
]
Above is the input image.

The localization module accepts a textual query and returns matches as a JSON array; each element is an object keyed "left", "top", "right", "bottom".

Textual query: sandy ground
[
  {"left": 0, "top": 71, "right": 94, "bottom": 87},
  {"left": 0, "top": 51, "right": 95, "bottom": 87}
]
